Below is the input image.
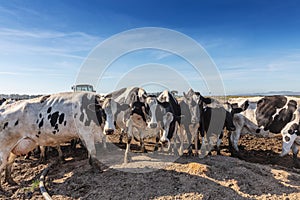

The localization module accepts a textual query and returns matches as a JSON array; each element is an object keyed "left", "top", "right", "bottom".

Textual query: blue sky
[{"left": 0, "top": 0, "right": 300, "bottom": 95}]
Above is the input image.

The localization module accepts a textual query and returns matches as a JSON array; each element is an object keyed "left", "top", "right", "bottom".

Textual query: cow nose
[
  {"left": 105, "top": 129, "right": 114, "bottom": 135},
  {"left": 229, "top": 126, "right": 236, "bottom": 131},
  {"left": 191, "top": 119, "right": 198, "bottom": 124},
  {"left": 149, "top": 123, "right": 157, "bottom": 129}
]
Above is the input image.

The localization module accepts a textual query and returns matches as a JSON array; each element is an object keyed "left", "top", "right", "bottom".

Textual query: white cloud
[{"left": 0, "top": 28, "right": 103, "bottom": 58}]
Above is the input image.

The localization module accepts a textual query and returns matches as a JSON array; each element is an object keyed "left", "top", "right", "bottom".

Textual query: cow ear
[
  {"left": 187, "top": 88, "right": 194, "bottom": 95},
  {"left": 183, "top": 92, "right": 189, "bottom": 101},
  {"left": 232, "top": 108, "right": 243, "bottom": 114},
  {"left": 200, "top": 96, "right": 212, "bottom": 104},
  {"left": 241, "top": 100, "right": 249, "bottom": 111}
]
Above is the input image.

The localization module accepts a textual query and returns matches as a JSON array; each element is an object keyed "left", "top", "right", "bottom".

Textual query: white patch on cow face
[
  {"left": 103, "top": 99, "right": 117, "bottom": 135},
  {"left": 138, "top": 88, "right": 147, "bottom": 102},
  {"left": 281, "top": 133, "right": 298, "bottom": 156},
  {"left": 160, "top": 112, "right": 174, "bottom": 143},
  {"left": 146, "top": 97, "right": 158, "bottom": 129}
]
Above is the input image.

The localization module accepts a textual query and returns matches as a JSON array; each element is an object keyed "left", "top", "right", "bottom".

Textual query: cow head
[
  {"left": 182, "top": 89, "right": 201, "bottom": 124},
  {"left": 0, "top": 98, "right": 6, "bottom": 106},
  {"left": 145, "top": 96, "right": 160, "bottom": 129},
  {"left": 101, "top": 98, "right": 130, "bottom": 135},
  {"left": 129, "top": 101, "right": 148, "bottom": 129},
  {"left": 222, "top": 101, "right": 249, "bottom": 131},
  {"left": 281, "top": 117, "right": 300, "bottom": 156}
]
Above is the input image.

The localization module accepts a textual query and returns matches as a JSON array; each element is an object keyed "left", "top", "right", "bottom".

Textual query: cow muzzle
[
  {"left": 148, "top": 123, "right": 157, "bottom": 129},
  {"left": 228, "top": 126, "right": 236, "bottom": 131},
  {"left": 105, "top": 129, "right": 114, "bottom": 135}
]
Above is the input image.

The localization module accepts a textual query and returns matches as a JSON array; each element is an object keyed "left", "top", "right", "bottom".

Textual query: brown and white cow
[{"left": 0, "top": 92, "right": 115, "bottom": 189}]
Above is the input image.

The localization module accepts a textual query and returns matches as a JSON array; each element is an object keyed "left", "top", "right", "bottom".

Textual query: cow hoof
[
  {"left": 39, "top": 158, "right": 47, "bottom": 164},
  {"left": 141, "top": 148, "right": 148, "bottom": 153},
  {"left": 92, "top": 161, "right": 104, "bottom": 173},
  {"left": 198, "top": 154, "right": 207, "bottom": 159},
  {"left": 172, "top": 149, "right": 179, "bottom": 156},
  {"left": 124, "top": 158, "right": 131, "bottom": 164},
  {"left": 55, "top": 157, "right": 66, "bottom": 165},
  {"left": 5, "top": 178, "right": 18, "bottom": 186},
  {"left": 293, "top": 159, "right": 300, "bottom": 168},
  {"left": 229, "top": 149, "right": 239, "bottom": 158}
]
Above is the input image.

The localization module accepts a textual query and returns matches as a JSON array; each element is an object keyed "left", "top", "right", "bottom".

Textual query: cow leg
[
  {"left": 119, "top": 128, "right": 127, "bottom": 144},
  {"left": 0, "top": 153, "right": 10, "bottom": 191},
  {"left": 56, "top": 146, "right": 65, "bottom": 163},
  {"left": 80, "top": 133, "right": 102, "bottom": 171},
  {"left": 178, "top": 125, "right": 184, "bottom": 156},
  {"left": 140, "top": 139, "right": 147, "bottom": 153},
  {"left": 191, "top": 124, "right": 200, "bottom": 156},
  {"left": 154, "top": 135, "right": 160, "bottom": 152},
  {"left": 24, "top": 151, "right": 31, "bottom": 160},
  {"left": 172, "top": 122, "right": 179, "bottom": 156},
  {"left": 292, "top": 143, "right": 300, "bottom": 168},
  {"left": 216, "top": 131, "right": 224, "bottom": 155},
  {"left": 70, "top": 139, "right": 78, "bottom": 150},
  {"left": 39, "top": 146, "right": 46, "bottom": 163},
  {"left": 229, "top": 131, "right": 241, "bottom": 157},
  {"left": 124, "top": 136, "right": 132, "bottom": 164},
  {"left": 184, "top": 124, "right": 193, "bottom": 155},
  {"left": 4, "top": 153, "right": 17, "bottom": 186}
]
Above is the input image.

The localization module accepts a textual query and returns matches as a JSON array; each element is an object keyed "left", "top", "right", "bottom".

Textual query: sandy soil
[{"left": 1, "top": 131, "right": 300, "bottom": 200}]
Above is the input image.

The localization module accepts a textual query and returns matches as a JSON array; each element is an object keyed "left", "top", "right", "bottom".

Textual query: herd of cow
[{"left": 0, "top": 87, "right": 300, "bottom": 191}]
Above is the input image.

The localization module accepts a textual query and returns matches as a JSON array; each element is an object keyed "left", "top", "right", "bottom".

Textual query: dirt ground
[{"left": 1, "top": 131, "right": 300, "bottom": 200}]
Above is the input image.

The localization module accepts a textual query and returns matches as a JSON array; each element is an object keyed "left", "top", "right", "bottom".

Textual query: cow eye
[
  {"left": 191, "top": 101, "right": 196, "bottom": 106},
  {"left": 288, "top": 129, "right": 293, "bottom": 134}
]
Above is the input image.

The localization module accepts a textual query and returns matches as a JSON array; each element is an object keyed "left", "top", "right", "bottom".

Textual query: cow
[
  {"left": 101, "top": 87, "right": 172, "bottom": 163},
  {"left": 0, "top": 92, "right": 115, "bottom": 189},
  {"left": 124, "top": 94, "right": 174, "bottom": 163},
  {"left": 104, "top": 87, "right": 147, "bottom": 143},
  {"left": 0, "top": 98, "right": 6, "bottom": 106},
  {"left": 228, "top": 95, "right": 300, "bottom": 166},
  {"left": 175, "top": 89, "right": 212, "bottom": 156},
  {"left": 199, "top": 102, "right": 248, "bottom": 157},
  {"left": 225, "top": 113, "right": 270, "bottom": 154},
  {"left": 157, "top": 90, "right": 181, "bottom": 148}
]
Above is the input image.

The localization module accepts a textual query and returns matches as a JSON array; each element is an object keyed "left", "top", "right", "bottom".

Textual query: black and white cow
[
  {"left": 0, "top": 98, "right": 6, "bottom": 106},
  {"left": 0, "top": 92, "right": 115, "bottom": 189},
  {"left": 157, "top": 90, "right": 181, "bottom": 146},
  {"left": 124, "top": 95, "right": 174, "bottom": 162},
  {"left": 104, "top": 87, "right": 147, "bottom": 142},
  {"left": 229, "top": 95, "right": 300, "bottom": 165},
  {"left": 176, "top": 89, "right": 212, "bottom": 156},
  {"left": 199, "top": 102, "right": 247, "bottom": 156},
  {"left": 227, "top": 113, "right": 270, "bottom": 153},
  {"left": 103, "top": 87, "right": 173, "bottom": 163}
]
